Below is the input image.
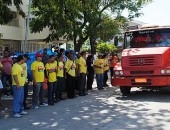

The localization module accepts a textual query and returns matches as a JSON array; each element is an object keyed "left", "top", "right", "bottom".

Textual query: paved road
[{"left": 1, "top": 84, "right": 170, "bottom": 130}]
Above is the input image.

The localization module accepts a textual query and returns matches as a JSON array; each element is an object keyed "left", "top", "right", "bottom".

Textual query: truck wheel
[{"left": 120, "top": 86, "right": 131, "bottom": 95}]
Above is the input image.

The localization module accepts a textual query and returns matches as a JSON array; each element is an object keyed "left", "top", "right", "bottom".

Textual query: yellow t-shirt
[
  {"left": 103, "top": 58, "right": 109, "bottom": 71},
  {"left": 79, "top": 57, "right": 87, "bottom": 73},
  {"left": 12, "top": 63, "right": 25, "bottom": 86},
  {"left": 21, "top": 63, "right": 27, "bottom": 80},
  {"left": 57, "top": 61, "right": 64, "bottom": 77},
  {"left": 65, "top": 59, "right": 76, "bottom": 77},
  {"left": 45, "top": 62, "right": 57, "bottom": 82},
  {"left": 0, "top": 62, "right": 3, "bottom": 68},
  {"left": 31, "top": 61, "right": 45, "bottom": 82},
  {"left": 94, "top": 59, "right": 104, "bottom": 74}
]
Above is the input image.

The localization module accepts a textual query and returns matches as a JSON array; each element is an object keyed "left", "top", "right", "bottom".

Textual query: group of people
[{"left": 0, "top": 48, "right": 119, "bottom": 118}]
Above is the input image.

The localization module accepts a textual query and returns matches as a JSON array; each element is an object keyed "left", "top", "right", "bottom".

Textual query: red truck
[{"left": 112, "top": 25, "right": 170, "bottom": 95}]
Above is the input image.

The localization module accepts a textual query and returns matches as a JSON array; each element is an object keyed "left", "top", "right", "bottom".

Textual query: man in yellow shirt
[
  {"left": 31, "top": 53, "right": 48, "bottom": 109},
  {"left": 94, "top": 54, "right": 104, "bottom": 90},
  {"left": 12, "top": 55, "right": 28, "bottom": 118},
  {"left": 22, "top": 54, "right": 30, "bottom": 110},
  {"left": 77, "top": 51, "right": 87, "bottom": 96},
  {"left": 45, "top": 55, "right": 57, "bottom": 105},
  {"left": 56, "top": 53, "right": 65, "bottom": 101},
  {"left": 65, "top": 53, "right": 76, "bottom": 99},
  {"left": 102, "top": 53, "right": 109, "bottom": 87}
]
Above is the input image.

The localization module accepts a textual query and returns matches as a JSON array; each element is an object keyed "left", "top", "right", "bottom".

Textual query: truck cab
[{"left": 111, "top": 25, "right": 170, "bottom": 95}]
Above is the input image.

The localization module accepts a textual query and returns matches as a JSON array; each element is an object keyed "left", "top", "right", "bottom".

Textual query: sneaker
[
  {"left": 40, "top": 103, "right": 48, "bottom": 107},
  {"left": 33, "top": 106, "right": 39, "bottom": 109},
  {"left": 13, "top": 113, "right": 22, "bottom": 118},
  {"left": 19, "top": 111, "right": 28, "bottom": 115}
]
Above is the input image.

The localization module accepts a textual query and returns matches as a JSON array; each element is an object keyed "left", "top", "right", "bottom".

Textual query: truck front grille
[
  {"left": 129, "top": 56, "right": 155, "bottom": 66},
  {"left": 130, "top": 70, "right": 154, "bottom": 75}
]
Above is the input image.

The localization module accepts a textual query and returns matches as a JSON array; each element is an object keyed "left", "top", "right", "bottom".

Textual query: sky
[{"left": 134, "top": 0, "right": 170, "bottom": 25}]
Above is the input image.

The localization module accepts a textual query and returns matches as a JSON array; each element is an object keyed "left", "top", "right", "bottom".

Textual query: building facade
[{"left": 0, "top": 0, "right": 68, "bottom": 54}]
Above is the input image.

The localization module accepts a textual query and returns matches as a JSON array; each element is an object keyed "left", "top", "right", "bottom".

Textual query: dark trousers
[
  {"left": 56, "top": 77, "right": 65, "bottom": 99},
  {"left": 75, "top": 76, "right": 80, "bottom": 91},
  {"left": 48, "top": 81, "right": 56, "bottom": 104},
  {"left": 23, "top": 82, "right": 29, "bottom": 108},
  {"left": 66, "top": 73, "right": 75, "bottom": 98},
  {"left": 103, "top": 70, "right": 108, "bottom": 86},
  {"left": 2, "top": 73, "right": 12, "bottom": 95},
  {"left": 79, "top": 73, "right": 86, "bottom": 95},
  {"left": 32, "top": 82, "right": 44, "bottom": 106},
  {"left": 87, "top": 73, "right": 94, "bottom": 91},
  {"left": 110, "top": 67, "right": 114, "bottom": 79}
]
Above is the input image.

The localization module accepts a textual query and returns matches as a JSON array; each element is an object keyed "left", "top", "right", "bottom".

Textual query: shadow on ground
[{"left": 0, "top": 86, "right": 170, "bottom": 130}]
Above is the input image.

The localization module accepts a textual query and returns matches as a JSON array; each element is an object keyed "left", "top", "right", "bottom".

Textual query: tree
[
  {"left": 30, "top": 0, "right": 152, "bottom": 53},
  {"left": 96, "top": 41, "right": 117, "bottom": 54},
  {"left": 0, "top": 0, "right": 25, "bottom": 25}
]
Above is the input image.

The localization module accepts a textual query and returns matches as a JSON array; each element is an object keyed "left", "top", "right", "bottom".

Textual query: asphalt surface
[{"left": 1, "top": 82, "right": 170, "bottom": 130}]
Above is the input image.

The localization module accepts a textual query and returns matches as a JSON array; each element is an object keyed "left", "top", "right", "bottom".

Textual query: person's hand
[
  {"left": 33, "top": 81, "right": 37, "bottom": 86},
  {"left": 17, "top": 85, "right": 20, "bottom": 89}
]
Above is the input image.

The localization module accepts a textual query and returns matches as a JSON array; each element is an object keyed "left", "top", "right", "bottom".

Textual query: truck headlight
[
  {"left": 115, "top": 71, "right": 119, "bottom": 75},
  {"left": 166, "top": 70, "right": 170, "bottom": 74},
  {"left": 120, "top": 71, "right": 123, "bottom": 75},
  {"left": 161, "top": 70, "right": 165, "bottom": 74}
]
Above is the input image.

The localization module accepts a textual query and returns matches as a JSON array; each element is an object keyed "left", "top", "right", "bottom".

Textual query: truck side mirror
[{"left": 114, "top": 36, "right": 118, "bottom": 46}]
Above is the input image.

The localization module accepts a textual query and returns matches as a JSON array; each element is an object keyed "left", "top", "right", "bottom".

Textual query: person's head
[
  {"left": 17, "top": 55, "right": 24, "bottom": 64},
  {"left": 43, "top": 48, "right": 47, "bottom": 54},
  {"left": 98, "top": 54, "right": 102, "bottom": 59},
  {"left": 65, "top": 51, "right": 69, "bottom": 57},
  {"left": 36, "top": 53, "right": 43, "bottom": 61},
  {"left": 3, "top": 50, "right": 9, "bottom": 57},
  {"left": 87, "top": 55, "right": 94, "bottom": 62},
  {"left": 23, "top": 54, "right": 30, "bottom": 62},
  {"left": 76, "top": 53, "right": 81, "bottom": 59},
  {"left": 102, "top": 53, "right": 108, "bottom": 59},
  {"left": 49, "top": 55, "right": 56, "bottom": 63},
  {"left": 80, "top": 51, "right": 86, "bottom": 59},
  {"left": 60, "top": 48, "right": 65, "bottom": 55},
  {"left": 68, "top": 53, "right": 74, "bottom": 61},
  {"left": 58, "top": 52, "right": 64, "bottom": 61},
  {"left": 112, "top": 52, "right": 117, "bottom": 56}
]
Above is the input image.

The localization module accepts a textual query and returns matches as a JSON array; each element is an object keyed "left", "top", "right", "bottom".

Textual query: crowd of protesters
[{"left": 0, "top": 48, "right": 119, "bottom": 118}]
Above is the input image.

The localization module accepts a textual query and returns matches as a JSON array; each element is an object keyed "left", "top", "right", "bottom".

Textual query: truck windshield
[{"left": 124, "top": 28, "right": 170, "bottom": 48}]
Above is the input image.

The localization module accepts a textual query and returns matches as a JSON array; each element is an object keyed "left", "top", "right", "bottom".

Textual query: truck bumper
[{"left": 111, "top": 76, "right": 170, "bottom": 87}]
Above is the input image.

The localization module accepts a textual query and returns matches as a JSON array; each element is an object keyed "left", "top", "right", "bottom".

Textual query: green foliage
[
  {"left": 30, "top": 0, "right": 152, "bottom": 51},
  {"left": 0, "top": 0, "right": 25, "bottom": 25},
  {"left": 96, "top": 42, "right": 117, "bottom": 54}
]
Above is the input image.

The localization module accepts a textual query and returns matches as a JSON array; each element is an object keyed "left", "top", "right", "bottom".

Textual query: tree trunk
[{"left": 90, "top": 36, "right": 96, "bottom": 54}]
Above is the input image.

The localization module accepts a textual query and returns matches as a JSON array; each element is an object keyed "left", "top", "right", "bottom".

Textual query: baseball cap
[
  {"left": 36, "top": 53, "right": 43, "bottom": 57},
  {"left": 23, "top": 54, "right": 30, "bottom": 60}
]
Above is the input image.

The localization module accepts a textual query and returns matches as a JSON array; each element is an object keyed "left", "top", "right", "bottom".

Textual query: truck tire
[{"left": 120, "top": 86, "right": 131, "bottom": 95}]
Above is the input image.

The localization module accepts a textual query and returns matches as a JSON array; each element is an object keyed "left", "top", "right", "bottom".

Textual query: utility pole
[{"left": 24, "top": 0, "right": 32, "bottom": 53}]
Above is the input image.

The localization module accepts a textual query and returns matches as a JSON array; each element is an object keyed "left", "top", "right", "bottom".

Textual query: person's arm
[
  {"left": 13, "top": 75, "right": 20, "bottom": 89},
  {"left": 31, "top": 70, "right": 37, "bottom": 85}
]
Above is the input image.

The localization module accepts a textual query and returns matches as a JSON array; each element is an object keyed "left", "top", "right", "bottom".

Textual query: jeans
[
  {"left": 57, "top": 77, "right": 65, "bottom": 99},
  {"left": 87, "top": 73, "right": 94, "bottom": 90},
  {"left": 79, "top": 73, "right": 86, "bottom": 95},
  {"left": 48, "top": 81, "right": 56, "bottom": 103},
  {"left": 23, "top": 82, "right": 29, "bottom": 108},
  {"left": 32, "top": 82, "right": 44, "bottom": 106},
  {"left": 2, "top": 73, "right": 12, "bottom": 95},
  {"left": 96, "top": 74, "right": 104, "bottom": 90},
  {"left": 103, "top": 70, "right": 108, "bottom": 86},
  {"left": 12, "top": 86, "right": 24, "bottom": 114}
]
